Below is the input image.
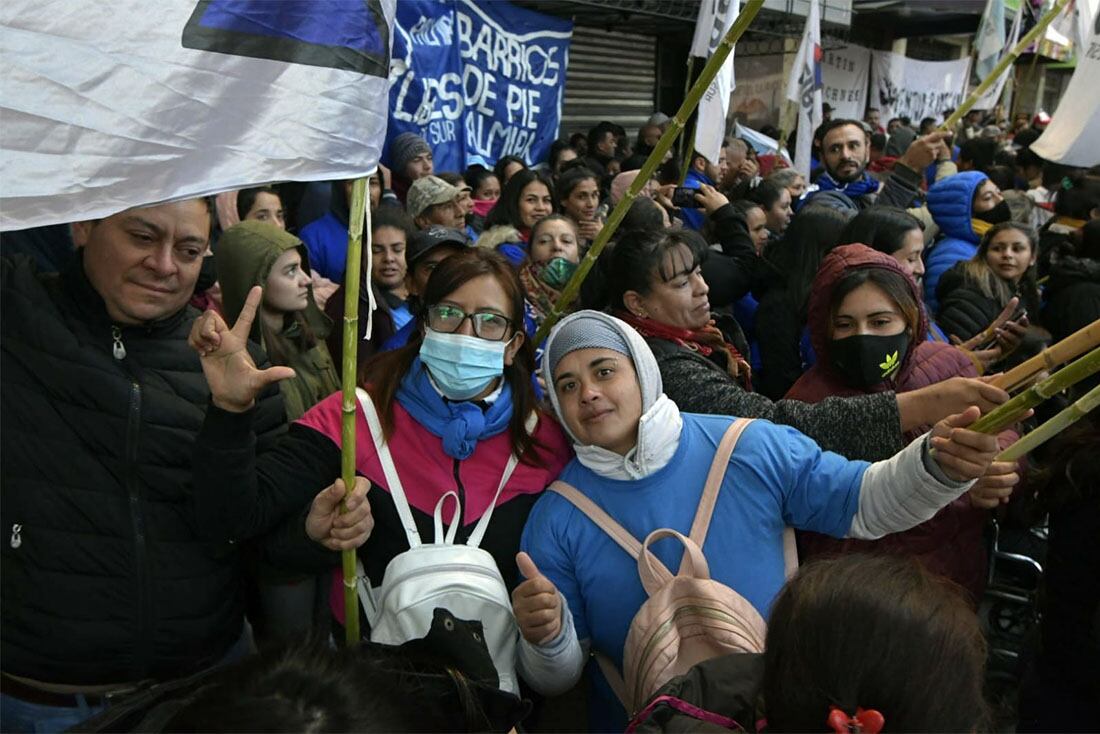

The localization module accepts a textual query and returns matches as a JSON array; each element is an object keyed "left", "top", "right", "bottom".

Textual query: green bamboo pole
[
  {"left": 534, "top": 0, "right": 767, "bottom": 345},
  {"left": 996, "top": 384, "right": 1100, "bottom": 461},
  {"left": 678, "top": 120, "right": 697, "bottom": 186},
  {"left": 940, "top": 0, "right": 1071, "bottom": 133},
  {"left": 970, "top": 346, "right": 1100, "bottom": 435},
  {"left": 340, "top": 176, "right": 369, "bottom": 646},
  {"left": 676, "top": 56, "right": 696, "bottom": 165}
]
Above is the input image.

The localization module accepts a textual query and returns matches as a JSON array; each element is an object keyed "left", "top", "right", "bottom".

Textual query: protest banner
[
  {"left": 785, "top": 0, "right": 822, "bottom": 177},
  {"left": 870, "top": 51, "right": 969, "bottom": 123},
  {"left": 0, "top": 0, "right": 394, "bottom": 231},
  {"left": 388, "top": 0, "right": 571, "bottom": 171},
  {"left": 821, "top": 44, "right": 871, "bottom": 119}
]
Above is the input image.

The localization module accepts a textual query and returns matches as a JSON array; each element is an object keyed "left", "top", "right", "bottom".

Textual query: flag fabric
[
  {"left": 975, "top": 0, "right": 1007, "bottom": 81},
  {"left": 0, "top": 0, "right": 395, "bottom": 231},
  {"left": 1031, "top": 10, "right": 1100, "bottom": 167},
  {"left": 785, "top": 0, "right": 823, "bottom": 178},
  {"left": 692, "top": 0, "right": 741, "bottom": 167},
  {"left": 974, "top": 1, "right": 1024, "bottom": 109}
]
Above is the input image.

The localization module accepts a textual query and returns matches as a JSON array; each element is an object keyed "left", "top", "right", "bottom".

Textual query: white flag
[
  {"left": 1031, "top": 12, "right": 1100, "bottom": 166},
  {"left": 0, "top": 1, "right": 395, "bottom": 231},
  {"left": 974, "top": 1, "right": 1024, "bottom": 109},
  {"left": 785, "top": 0, "right": 822, "bottom": 178},
  {"left": 975, "top": 0, "right": 1006, "bottom": 81},
  {"left": 692, "top": 0, "right": 741, "bottom": 167}
]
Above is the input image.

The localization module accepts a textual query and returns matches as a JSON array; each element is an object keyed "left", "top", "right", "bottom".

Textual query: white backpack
[{"left": 354, "top": 388, "right": 531, "bottom": 694}]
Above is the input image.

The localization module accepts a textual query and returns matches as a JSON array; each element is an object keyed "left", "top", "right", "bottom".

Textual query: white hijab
[{"left": 542, "top": 311, "right": 683, "bottom": 480}]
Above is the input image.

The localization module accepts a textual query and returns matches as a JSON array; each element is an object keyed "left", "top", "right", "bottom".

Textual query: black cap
[
  {"left": 823, "top": 103, "right": 834, "bottom": 113},
  {"left": 407, "top": 226, "right": 468, "bottom": 266}
]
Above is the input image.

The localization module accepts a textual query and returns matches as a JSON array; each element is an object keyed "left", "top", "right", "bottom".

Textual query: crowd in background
[{"left": 2, "top": 99, "right": 1098, "bottom": 734}]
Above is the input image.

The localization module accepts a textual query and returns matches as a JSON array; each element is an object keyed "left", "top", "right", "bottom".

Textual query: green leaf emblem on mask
[{"left": 879, "top": 350, "right": 900, "bottom": 378}]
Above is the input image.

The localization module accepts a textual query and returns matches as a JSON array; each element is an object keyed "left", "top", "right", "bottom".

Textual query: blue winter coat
[{"left": 924, "top": 171, "right": 988, "bottom": 314}]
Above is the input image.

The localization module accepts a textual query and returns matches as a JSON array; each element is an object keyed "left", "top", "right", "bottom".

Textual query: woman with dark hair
[
  {"left": 237, "top": 186, "right": 286, "bottom": 230},
  {"left": 188, "top": 248, "right": 571, "bottom": 685},
  {"left": 839, "top": 206, "right": 926, "bottom": 283},
  {"left": 1043, "top": 218, "right": 1100, "bottom": 343},
  {"left": 464, "top": 166, "right": 501, "bottom": 237},
  {"left": 547, "top": 139, "right": 579, "bottom": 177},
  {"left": 936, "top": 221, "right": 1041, "bottom": 343},
  {"left": 493, "top": 155, "right": 527, "bottom": 188},
  {"left": 762, "top": 555, "right": 989, "bottom": 732},
  {"left": 786, "top": 244, "right": 1020, "bottom": 599},
  {"left": 628, "top": 555, "right": 990, "bottom": 733},
  {"left": 605, "top": 229, "right": 1008, "bottom": 461},
  {"left": 754, "top": 206, "right": 851, "bottom": 399},
  {"left": 556, "top": 166, "right": 604, "bottom": 250},
  {"left": 478, "top": 169, "right": 555, "bottom": 266},
  {"left": 748, "top": 179, "right": 792, "bottom": 240}
]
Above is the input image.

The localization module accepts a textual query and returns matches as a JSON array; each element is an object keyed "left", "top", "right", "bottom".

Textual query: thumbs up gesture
[
  {"left": 512, "top": 552, "right": 563, "bottom": 645},
  {"left": 188, "top": 285, "right": 296, "bottom": 412}
]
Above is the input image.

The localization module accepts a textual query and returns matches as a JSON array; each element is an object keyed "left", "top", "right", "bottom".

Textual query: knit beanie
[
  {"left": 391, "top": 132, "right": 431, "bottom": 175},
  {"left": 546, "top": 312, "right": 632, "bottom": 378}
]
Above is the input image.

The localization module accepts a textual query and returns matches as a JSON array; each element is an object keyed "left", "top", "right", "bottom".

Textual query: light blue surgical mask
[{"left": 420, "top": 328, "right": 511, "bottom": 400}]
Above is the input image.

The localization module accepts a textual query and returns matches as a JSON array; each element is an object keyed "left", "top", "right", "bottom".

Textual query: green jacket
[{"left": 216, "top": 221, "right": 340, "bottom": 420}]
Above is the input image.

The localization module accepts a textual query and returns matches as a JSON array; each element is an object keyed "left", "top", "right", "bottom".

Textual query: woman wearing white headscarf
[{"left": 511, "top": 311, "right": 1011, "bottom": 730}]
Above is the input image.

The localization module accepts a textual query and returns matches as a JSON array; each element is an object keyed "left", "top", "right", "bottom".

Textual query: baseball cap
[
  {"left": 407, "top": 226, "right": 468, "bottom": 266},
  {"left": 407, "top": 175, "right": 460, "bottom": 219}
]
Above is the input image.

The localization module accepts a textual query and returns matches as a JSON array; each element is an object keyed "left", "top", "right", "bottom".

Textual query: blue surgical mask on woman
[{"left": 419, "top": 328, "right": 512, "bottom": 400}]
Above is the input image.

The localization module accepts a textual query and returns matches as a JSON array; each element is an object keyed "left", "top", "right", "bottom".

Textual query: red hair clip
[{"left": 827, "top": 705, "right": 884, "bottom": 734}]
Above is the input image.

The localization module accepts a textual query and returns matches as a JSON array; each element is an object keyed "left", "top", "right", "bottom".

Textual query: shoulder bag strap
[
  {"left": 686, "top": 418, "right": 754, "bottom": 549},
  {"left": 548, "top": 481, "right": 673, "bottom": 585},
  {"left": 465, "top": 411, "right": 539, "bottom": 549},
  {"left": 356, "top": 388, "right": 422, "bottom": 548}
]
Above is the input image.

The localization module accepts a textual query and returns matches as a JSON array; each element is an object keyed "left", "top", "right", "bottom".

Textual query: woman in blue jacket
[
  {"left": 510, "top": 311, "right": 1009, "bottom": 730},
  {"left": 924, "top": 171, "right": 1011, "bottom": 313}
]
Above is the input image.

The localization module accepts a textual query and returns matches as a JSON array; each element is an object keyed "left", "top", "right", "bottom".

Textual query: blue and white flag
[
  {"left": 975, "top": 0, "right": 1007, "bottom": 81},
  {"left": 785, "top": 0, "right": 822, "bottom": 177},
  {"left": 388, "top": 0, "right": 571, "bottom": 172},
  {"left": 0, "top": 0, "right": 395, "bottom": 231},
  {"left": 692, "top": 0, "right": 741, "bottom": 167}
]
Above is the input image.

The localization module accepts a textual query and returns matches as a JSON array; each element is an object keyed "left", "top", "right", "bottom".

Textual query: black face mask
[
  {"left": 829, "top": 333, "right": 909, "bottom": 388},
  {"left": 974, "top": 199, "right": 1011, "bottom": 225},
  {"left": 194, "top": 255, "right": 217, "bottom": 294}
]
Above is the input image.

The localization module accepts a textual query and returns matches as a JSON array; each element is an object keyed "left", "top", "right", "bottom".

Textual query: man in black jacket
[{"left": 0, "top": 198, "right": 372, "bottom": 733}]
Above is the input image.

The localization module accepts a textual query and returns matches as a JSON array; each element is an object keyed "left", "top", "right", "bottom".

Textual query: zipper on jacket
[
  {"left": 111, "top": 326, "right": 127, "bottom": 360},
  {"left": 452, "top": 460, "right": 466, "bottom": 540},
  {"left": 10, "top": 524, "right": 22, "bottom": 549},
  {"left": 125, "top": 379, "right": 153, "bottom": 677}
]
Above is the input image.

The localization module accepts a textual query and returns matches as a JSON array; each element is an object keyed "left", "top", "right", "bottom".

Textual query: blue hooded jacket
[{"left": 924, "top": 171, "right": 987, "bottom": 314}]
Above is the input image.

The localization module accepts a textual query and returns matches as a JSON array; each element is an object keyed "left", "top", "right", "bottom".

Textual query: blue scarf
[
  {"left": 815, "top": 170, "right": 880, "bottom": 200},
  {"left": 396, "top": 358, "right": 514, "bottom": 460}
]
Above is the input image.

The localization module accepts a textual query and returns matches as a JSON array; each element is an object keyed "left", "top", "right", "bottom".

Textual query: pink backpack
[{"left": 549, "top": 418, "right": 797, "bottom": 715}]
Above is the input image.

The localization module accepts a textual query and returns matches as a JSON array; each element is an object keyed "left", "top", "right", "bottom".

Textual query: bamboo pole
[
  {"left": 340, "top": 176, "right": 369, "bottom": 646},
  {"left": 676, "top": 57, "right": 696, "bottom": 164},
  {"left": 678, "top": 120, "right": 697, "bottom": 186},
  {"left": 991, "top": 318, "right": 1100, "bottom": 392},
  {"left": 939, "top": 0, "right": 1071, "bottom": 133},
  {"left": 996, "top": 384, "right": 1100, "bottom": 461},
  {"left": 534, "top": 0, "right": 767, "bottom": 345},
  {"left": 971, "top": 347, "right": 1100, "bottom": 435}
]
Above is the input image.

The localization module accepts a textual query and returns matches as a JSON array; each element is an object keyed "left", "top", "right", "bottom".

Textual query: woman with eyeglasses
[{"left": 187, "top": 247, "right": 571, "bottom": 641}]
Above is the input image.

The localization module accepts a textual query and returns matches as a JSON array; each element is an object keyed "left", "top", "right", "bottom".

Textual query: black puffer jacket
[
  {"left": 0, "top": 254, "right": 291, "bottom": 686},
  {"left": 1043, "top": 256, "right": 1100, "bottom": 342},
  {"left": 935, "top": 263, "right": 1004, "bottom": 342}
]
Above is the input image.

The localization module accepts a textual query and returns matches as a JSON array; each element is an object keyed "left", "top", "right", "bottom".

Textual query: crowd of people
[{"left": 2, "top": 101, "right": 1098, "bottom": 733}]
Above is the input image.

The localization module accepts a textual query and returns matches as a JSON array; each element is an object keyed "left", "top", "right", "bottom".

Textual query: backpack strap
[
  {"left": 548, "top": 481, "right": 674, "bottom": 585},
  {"left": 356, "top": 388, "right": 422, "bottom": 548},
  {"left": 465, "top": 411, "right": 538, "bottom": 549},
  {"left": 686, "top": 419, "right": 754, "bottom": 550}
]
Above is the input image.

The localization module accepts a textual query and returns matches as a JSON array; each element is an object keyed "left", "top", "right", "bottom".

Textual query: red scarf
[{"left": 616, "top": 310, "right": 752, "bottom": 390}]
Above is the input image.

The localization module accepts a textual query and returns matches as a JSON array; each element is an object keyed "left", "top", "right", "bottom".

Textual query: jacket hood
[
  {"left": 475, "top": 225, "right": 523, "bottom": 252},
  {"left": 927, "top": 171, "right": 987, "bottom": 243},
  {"left": 215, "top": 221, "right": 327, "bottom": 341},
  {"left": 806, "top": 243, "right": 928, "bottom": 380}
]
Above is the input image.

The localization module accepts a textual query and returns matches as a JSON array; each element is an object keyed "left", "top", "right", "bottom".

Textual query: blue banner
[{"left": 387, "top": 0, "right": 572, "bottom": 173}]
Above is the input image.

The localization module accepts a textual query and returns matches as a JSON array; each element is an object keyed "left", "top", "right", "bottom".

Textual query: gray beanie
[
  {"left": 546, "top": 312, "right": 632, "bottom": 379},
  {"left": 390, "top": 132, "right": 431, "bottom": 174}
]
